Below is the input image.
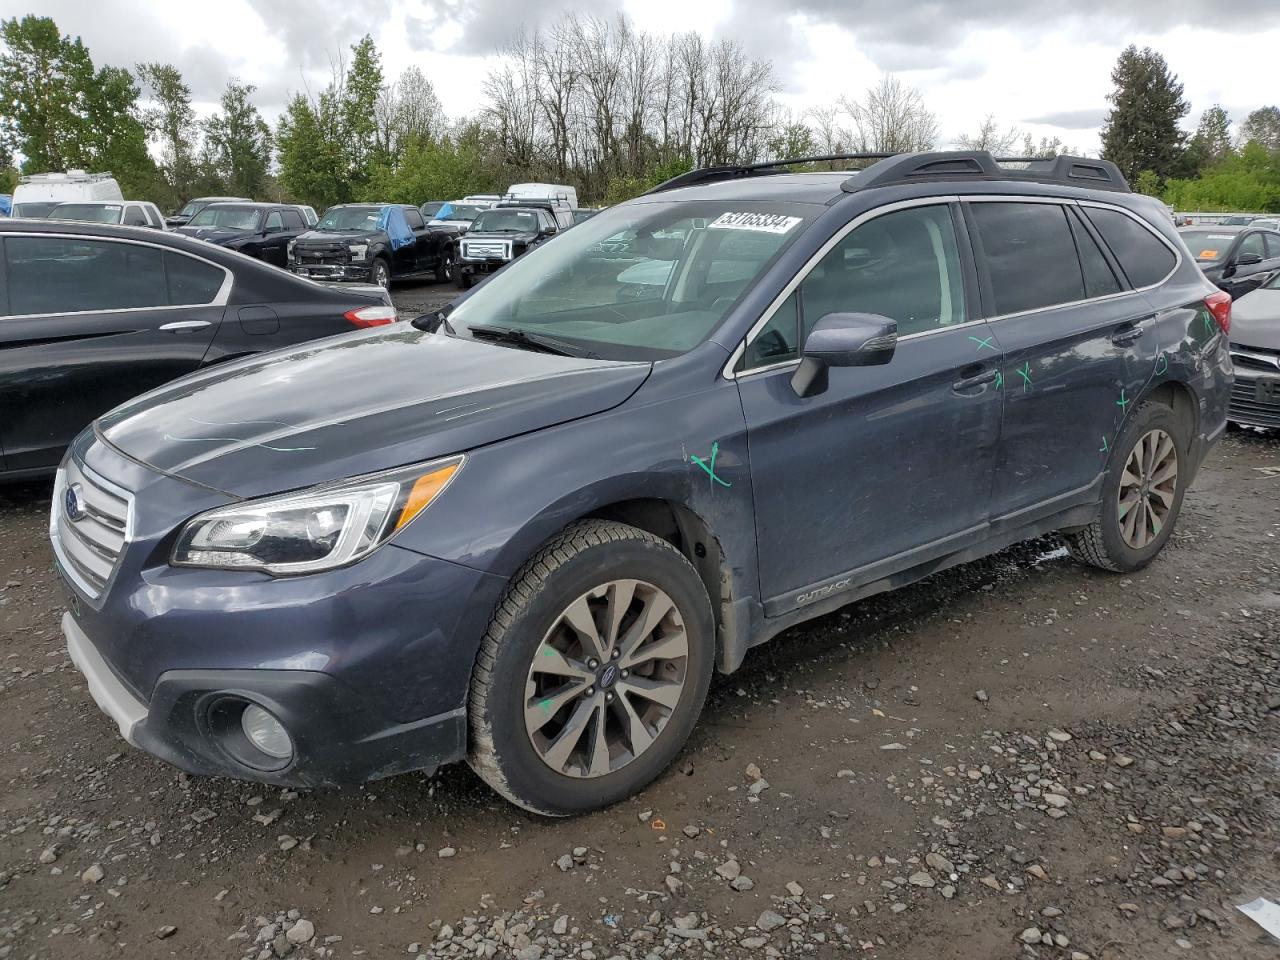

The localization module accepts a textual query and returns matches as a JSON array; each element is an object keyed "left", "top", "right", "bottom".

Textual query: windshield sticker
[
  {"left": 1197, "top": 249, "right": 1219, "bottom": 259},
  {"left": 1205, "top": 235, "right": 1234, "bottom": 240},
  {"left": 707, "top": 212, "right": 802, "bottom": 235}
]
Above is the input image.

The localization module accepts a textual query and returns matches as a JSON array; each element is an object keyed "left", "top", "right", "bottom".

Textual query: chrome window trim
[
  {"left": 723, "top": 195, "right": 960, "bottom": 379},
  {"left": 0, "top": 230, "right": 234, "bottom": 319}
]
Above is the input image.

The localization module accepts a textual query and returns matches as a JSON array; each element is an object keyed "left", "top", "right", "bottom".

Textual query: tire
[
  {"left": 1065, "top": 400, "right": 1189, "bottom": 573},
  {"left": 435, "top": 248, "right": 454, "bottom": 284},
  {"left": 457, "top": 273, "right": 473, "bottom": 290},
  {"left": 467, "top": 520, "right": 714, "bottom": 816},
  {"left": 370, "top": 258, "right": 391, "bottom": 289}
]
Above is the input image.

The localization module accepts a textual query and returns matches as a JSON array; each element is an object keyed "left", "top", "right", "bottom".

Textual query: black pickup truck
[
  {"left": 455, "top": 206, "right": 561, "bottom": 288},
  {"left": 288, "top": 203, "right": 456, "bottom": 287}
]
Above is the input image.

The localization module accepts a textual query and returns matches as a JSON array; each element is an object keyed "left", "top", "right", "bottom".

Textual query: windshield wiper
[{"left": 466, "top": 324, "right": 596, "bottom": 359}]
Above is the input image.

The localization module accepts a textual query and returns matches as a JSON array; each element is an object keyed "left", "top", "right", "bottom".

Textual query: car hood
[
  {"left": 1231, "top": 287, "right": 1280, "bottom": 351},
  {"left": 296, "top": 230, "right": 378, "bottom": 245},
  {"left": 177, "top": 225, "right": 254, "bottom": 244},
  {"left": 98, "top": 328, "right": 651, "bottom": 498}
]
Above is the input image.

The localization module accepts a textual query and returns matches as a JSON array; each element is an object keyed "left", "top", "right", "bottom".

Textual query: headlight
[
  {"left": 171, "top": 457, "right": 463, "bottom": 575},
  {"left": 287, "top": 239, "right": 296, "bottom": 259},
  {"left": 348, "top": 243, "right": 369, "bottom": 260}
]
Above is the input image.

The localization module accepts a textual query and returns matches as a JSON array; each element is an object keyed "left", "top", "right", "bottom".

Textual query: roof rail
[
  {"left": 843, "top": 151, "right": 1130, "bottom": 193},
  {"left": 644, "top": 154, "right": 895, "bottom": 195}
]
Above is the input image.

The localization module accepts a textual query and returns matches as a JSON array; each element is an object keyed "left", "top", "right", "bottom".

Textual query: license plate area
[{"left": 1256, "top": 380, "right": 1280, "bottom": 404}]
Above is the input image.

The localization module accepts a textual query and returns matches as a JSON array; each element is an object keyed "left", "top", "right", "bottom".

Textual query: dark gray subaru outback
[{"left": 53, "top": 151, "right": 1233, "bottom": 815}]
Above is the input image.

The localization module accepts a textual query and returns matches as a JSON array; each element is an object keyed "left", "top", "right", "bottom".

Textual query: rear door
[
  {"left": 967, "top": 199, "right": 1162, "bottom": 525},
  {"left": 0, "top": 234, "right": 226, "bottom": 472}
]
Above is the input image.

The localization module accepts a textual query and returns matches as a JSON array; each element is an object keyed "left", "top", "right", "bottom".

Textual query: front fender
[{"left": 393, "top": 357, "right": 760, "bottom": 627}]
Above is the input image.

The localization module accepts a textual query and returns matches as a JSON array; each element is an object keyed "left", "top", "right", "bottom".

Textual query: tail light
[
  {"left": 344, "top": 305, "right": 398, "bottom": 328},
  {"left": 1204, "top": 289, "right": 1231, "bottom": 335}
]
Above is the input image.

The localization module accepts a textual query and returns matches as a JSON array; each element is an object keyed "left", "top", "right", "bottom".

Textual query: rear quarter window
[{"left": 1083, "top": 207, "right": 1177, "bottom": 288}]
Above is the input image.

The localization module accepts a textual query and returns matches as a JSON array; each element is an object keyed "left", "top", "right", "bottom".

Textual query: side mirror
[
  {"left": 791, "top": 312, "right": 897, "bottom": 398},
  {"left": 1234, "top": 251, "right": 1263, "bottom": 266}
]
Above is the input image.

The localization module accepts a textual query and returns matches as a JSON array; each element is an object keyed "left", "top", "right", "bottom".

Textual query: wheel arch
[{"left": 1141, "top": 378, "right": 1199, "bottom": 445}]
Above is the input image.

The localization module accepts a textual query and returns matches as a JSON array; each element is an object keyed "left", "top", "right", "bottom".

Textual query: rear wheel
[
  {"left": 467, "top": 520, "right": 714, "bottom": 816},
  {"left": 1066, "top": 401, "right": 1189, "bottom": 572},
  {"left": 457, "top": 272, "right": 473, "bottom": 290},
  {"left": 370, "top": 258, "right": 391, "bottom": 289}
]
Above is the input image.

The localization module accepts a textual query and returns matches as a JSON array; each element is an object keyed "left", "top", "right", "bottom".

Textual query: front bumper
[
  {"left": 290, "top": 263, "right": 372, "bottom": 282},
  {"left": 1228, "top": 371, "right": 1280, "bottom": 429},
  {"left": 63, "top": 608, "right": 469, "bottom": 787},
  {"left": 458, "top": 259, "right": 508, "bottom": 277}
]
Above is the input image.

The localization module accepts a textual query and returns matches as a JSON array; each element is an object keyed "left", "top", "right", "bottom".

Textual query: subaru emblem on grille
[{"left": 64, "top": 483, "right": 85, "bottom": 522}]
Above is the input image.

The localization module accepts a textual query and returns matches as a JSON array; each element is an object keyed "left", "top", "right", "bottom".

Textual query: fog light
[{"left": 240, "top": 704, "right": 293, "bottom": 760}]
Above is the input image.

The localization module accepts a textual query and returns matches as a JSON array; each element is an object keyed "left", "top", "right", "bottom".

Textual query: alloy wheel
[
  {"left": 524, "top": 579, "right": 688, "bottom": 779},
  {"left": 372, "top": 261, "right": 390, "bottom": 288},
  {"left": 1117, "top": 428, "right": 1178, "bottom": 549}
]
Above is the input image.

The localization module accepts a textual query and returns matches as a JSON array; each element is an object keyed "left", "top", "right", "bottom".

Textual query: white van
[
  {"left": 12, "top": 171, "right": 123, "bottom": 219},
  {"left": 499, "top": 183, "right": 579, "bottom": 230}
]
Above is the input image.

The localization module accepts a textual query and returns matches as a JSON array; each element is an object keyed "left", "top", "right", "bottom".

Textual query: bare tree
[
  {"left": 955, "top": 113, "right": 1022, "bottom": 154},
  {"left": 838, "top": 75, "right": 938, "bottom": 153}
]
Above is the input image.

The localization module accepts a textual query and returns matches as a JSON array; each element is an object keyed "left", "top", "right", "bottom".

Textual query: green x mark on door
[
  {"left": 994, "top": 369, "right": 1004, "bottom": 391},
  {"left": 690, "top": 441, "right": 732, "bottom": 488},
  {"left": 1015, "top": 363, "right": 1033, "bottom": 391},
  {"left": 1116, "top": 389, "right": 1131, "bottom": 413},
  {"left": 968, "top": 335, "right": 997, "bottom": 353}
]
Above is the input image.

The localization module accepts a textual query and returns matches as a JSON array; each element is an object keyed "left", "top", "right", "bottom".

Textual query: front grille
[
  {"left": 50, "top": 456, "right": 132, "bottom": 601},
  {"left": 1229, "top": 375, "right": 1280, "bottom": 428},
  {"left": 1231, "top": 347, "right": 1280, "bottom": 375},
  {"left": 296, "top": 245, "right": 349, "bottom": 265},
  {"left": 462, "top": 239, "right": 511, "bottom": 261}
]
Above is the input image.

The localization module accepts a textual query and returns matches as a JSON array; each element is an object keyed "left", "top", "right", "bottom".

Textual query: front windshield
[
  {"left": 448, "top": 200, "right": 817, "bottom": 361},
  {"left": 420, "top": 202, "right": 445, "bottom": 217},
  {"left": 13, "top": 202, "right": 59, "bottom": 218},
  {"left": 177, "top": 200, "right": 203, "bottom": 218},
  {"left": 190, "top": 206, "right": 259, "bottom": 229},
  {"left": 317, "top": 206, "right": 383, "bottom": 231},
  {"left": 49, "top": 203, "right": 122, "bottom": 223},
  {"left": 1180, "top": 230, "right": 1237, "bottom": 262},
  {"left": 445, "top": 204, "right": 485, "bottom": 222},
  {"left": 472, "top": 210, "right": 541, "bottom": 232}
]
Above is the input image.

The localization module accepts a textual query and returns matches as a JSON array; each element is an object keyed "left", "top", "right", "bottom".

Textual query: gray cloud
[
  {"left": 243, "top": 0, "right": 396, "bottom": 70},
  {"left": 1025, "top": 107, "right": 1110, "bottom": 129}
]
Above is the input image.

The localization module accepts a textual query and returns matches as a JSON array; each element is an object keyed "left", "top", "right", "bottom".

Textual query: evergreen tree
[
  {"left": 138, "top": 62, "right": 199, "bottom": 204},
  {"left": 0, "top": 15, "right": 95, "bottom": 171},
  {"left": 342, "top": 36, "right": 383, "bottom": 193},
  {"left": 83, "top": 64, "right": 156, "bottom": 197},
  {"left": 1099, "top": 45, "right": 1189, "bottom": 183},
  {"left": 1186, "top": 105, "right": 1233, "bottom": 173},
  {"left": 1240, "top": 106, "right": 1280, "bottom": 152},
  {"left": 276, "top": 94, "right": 345, "bottom": 210},
  {"left": 205, "top": 80, "right": 272, "bottom": 198}
]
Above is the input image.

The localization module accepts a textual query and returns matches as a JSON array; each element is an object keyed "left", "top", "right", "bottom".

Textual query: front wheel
[
  {"left": 435, "top": 248, "right": 455, "bottom": 284},
  {"left": 467, "top": 520, "right": 714, "bottom": 816},
  {"left": 370, "top": 258, "right": 391, "bottom": 289},
  {"left": 1066, "top": 401, "right": 1189, "bottom": 572}
]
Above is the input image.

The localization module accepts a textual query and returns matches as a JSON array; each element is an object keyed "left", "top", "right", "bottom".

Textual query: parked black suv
[
  {"left": 177, "top": 203, "right": 309, "bottom": 267},
  {"left": 289, "top": 203, "right": 454, "bottom": 288},
  {"left": 456, "top": 206, "right": 560, "bottom": 287},
  {"left": 54, "top": 151, "right": 1232, "bottom": 815}
]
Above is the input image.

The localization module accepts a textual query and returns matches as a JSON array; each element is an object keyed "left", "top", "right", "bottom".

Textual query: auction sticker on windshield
[{"left": 708, "top": 212, "right": 803, "bottom": 234}]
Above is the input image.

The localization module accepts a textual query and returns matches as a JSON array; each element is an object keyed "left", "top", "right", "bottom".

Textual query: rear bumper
[{"left": 63, "top": 611, "right": 468, "bottom": 787}]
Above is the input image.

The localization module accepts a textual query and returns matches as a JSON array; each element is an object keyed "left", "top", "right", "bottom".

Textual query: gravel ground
[
  {"left": 390, "top": 279, "right": 460, "bottom": 320},
  {"left": 0, "top": 392, "right": 1277, "bottom": 959}
]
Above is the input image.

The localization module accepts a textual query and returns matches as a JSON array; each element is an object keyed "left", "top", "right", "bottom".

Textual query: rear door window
[
  {"left": 968, "top": 202, "right": 1085, "bottom": 316},
  {"left": 1265, "top": 233, "right": 1280, "bottom": 259},
  {"left": 1082, "top": 207, "right": 1177, "bottom": 287}
]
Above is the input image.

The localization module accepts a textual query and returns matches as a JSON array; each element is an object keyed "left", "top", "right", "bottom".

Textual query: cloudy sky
[{"left": 8, "top": 0, "right": 1280, "bottom": 155}]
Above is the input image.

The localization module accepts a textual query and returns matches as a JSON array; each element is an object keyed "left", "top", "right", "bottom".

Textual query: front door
[
  {"left": 1221, "top": 230, "right": 1276, "bottom": 299},
  {"left": 966, "top": 200, "right": 1163, "bottom": 521},
  {"left": 0, "top": 234, "right": 225, "bottom": 472},
  {"left": 738, "top": 201, "right": 1004, "bottom": 611}
]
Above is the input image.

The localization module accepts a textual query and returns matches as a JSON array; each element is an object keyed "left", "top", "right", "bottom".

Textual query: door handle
[
  {"left": 953, "top": 365, "right": 998, "bottom": 391},
  {"left": 158, "top": 320, "right": 212, "bottom": 332},
  {"left": 1110, "top": 324, "right": 1144, "bottom": 347}
]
